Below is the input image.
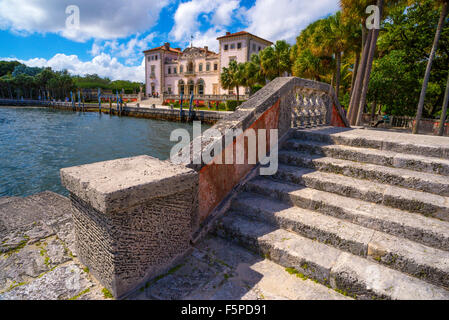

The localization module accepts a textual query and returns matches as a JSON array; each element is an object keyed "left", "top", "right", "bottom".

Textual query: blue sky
[{"left": 0, "top": 0, "right": 339, "bottom": 82}]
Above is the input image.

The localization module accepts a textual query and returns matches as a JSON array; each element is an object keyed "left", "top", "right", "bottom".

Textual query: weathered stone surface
[
  {"left": 272, "top": 167, "right": 449, "bottom": 221},
  {"left": 232, "top": 192, "right": 449, "bottom": 288},
  {"left": 331, "top": 252, "right": 449, "bottom": 300},
  {"left": 279, "top": 152, "right": 449, "bottom": 196},
  {"left": 293, "top": 127, "right": 449, "bottom": 159},
  {"left": 0, "top": 192, "right": 105, "bottom": 300},
  {"left": 232, "top": 192, "right": 374, "bottom": 257},
  {"left": 61, "top": 155, "right": 198, "bottom": 214},
  {"left": 245, "top": 177, "right": 449, "bottom": 251},
  {"left": 0, "top": 262, "right": 94, "bottom": 300},
  {"left": 0, "top": 191, "right": 72, "bottom": 253},
  {"left": 129, "top": 236, "right": 349, "bottom": 300},
  {"left": 217, "top": 211, "right": 449, "bottom": 299},
  {"left": 61, "top": 155, "right": 199, "bottom": 298},
  {"left": 222, "top": 127, "right": 449, "bottom": 300}
]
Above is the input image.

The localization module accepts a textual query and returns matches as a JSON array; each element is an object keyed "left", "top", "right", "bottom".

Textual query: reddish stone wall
[
  {"left": 197, "top": 100, "right": 281, "bottom": 222},
  {"left": 330, "top": 104, "right": 347, "bottom": 127}
]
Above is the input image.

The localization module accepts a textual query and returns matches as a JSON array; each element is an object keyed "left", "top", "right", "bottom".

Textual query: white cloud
[
  {"left": 169, "top": 0, "right": 240, "bottom": 50},
  {"left": 0, "top": 0, "right": 170, "bottom": 42},
  {"left": 3, "top": 54, "right": 145, "bottom": 82},
  {"left": 245, "top": 0, "right": 340, "bottom": 43}
]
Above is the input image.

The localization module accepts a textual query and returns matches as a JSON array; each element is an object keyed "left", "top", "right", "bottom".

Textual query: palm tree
[
  {"left": 413, "top": 0, "right": 449, "bottom": 134},
  {"left": 220, "top": 60, "right": 245, "bottom": 103},
  {"left": 260, "top": 40, "right": 292, "bottom": 80},
  {"left": 244, "top": 54, "right": 265, "bottom": 94},
  {"left": 313, "top": 11, "right": 350, "bottom": 99}
]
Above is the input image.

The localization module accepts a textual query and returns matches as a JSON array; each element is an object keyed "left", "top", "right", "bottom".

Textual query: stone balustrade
[{"left": 60, "top": 77, "right": 349, "bottom": 298}]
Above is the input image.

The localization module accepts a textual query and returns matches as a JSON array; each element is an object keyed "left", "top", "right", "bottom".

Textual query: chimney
[
  {"left": 164, "top": 42, "right": 170, "bottom": 50},
  {"left": 226, "top": 31, "right": 231, "bottom": 35}
]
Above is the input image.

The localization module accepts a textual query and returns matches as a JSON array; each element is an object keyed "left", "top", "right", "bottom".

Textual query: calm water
[{"left": 0, "top": 107, "right": 210, "bottom": 197}]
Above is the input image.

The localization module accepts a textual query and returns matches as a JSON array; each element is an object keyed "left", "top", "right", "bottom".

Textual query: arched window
[
  {"left": 188, "top": 80, "right": 194, "bottom": 95},
  {"left": 199, "top": 63, "right": 203, "bottom": 72},
  {"left": 197, "top": 79, "right": 205, "bottom": 95},
  {"left": 206, "top": 63, "right": 210, "bottom": 71},
  {"left": 178, "top": 80, "right": 185, "bottom": 95}
]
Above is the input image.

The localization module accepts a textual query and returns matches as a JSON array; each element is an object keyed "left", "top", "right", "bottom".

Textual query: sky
[{"left": 0, "top": 0, "right": 340, "bottom": 82}]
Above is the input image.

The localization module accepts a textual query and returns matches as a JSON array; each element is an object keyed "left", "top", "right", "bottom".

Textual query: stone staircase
[{"left": 215, "top": 127, "right": 449, "bottom": 300}]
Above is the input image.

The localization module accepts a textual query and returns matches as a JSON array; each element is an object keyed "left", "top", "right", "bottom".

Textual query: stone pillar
[{"left": 60, "top": 155, "right": 198, "bottom": 298}]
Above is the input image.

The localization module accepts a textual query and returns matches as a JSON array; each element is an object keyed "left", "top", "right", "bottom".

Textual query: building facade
[{"left": 143, "top": 31, "right": 272, "bottom": 98}]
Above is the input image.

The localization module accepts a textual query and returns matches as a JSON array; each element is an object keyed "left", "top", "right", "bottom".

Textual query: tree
[
  {"left": 220, "top": 60, "right": 246, "bottom": 102},
  {"left": 313, "top": 11, "right": 351, "bottom": 98},
  {"left": 244, "top": 54, "right": 265, "bottom": 94},
  {"left": 260, "top": 40, "right": 291, "bottom": 80},
  {"left": 438, "top": 72, "right": 449, "bottom": 135},
  {"left": 413, "top": 0, "right": 449, "bottom": 133}
]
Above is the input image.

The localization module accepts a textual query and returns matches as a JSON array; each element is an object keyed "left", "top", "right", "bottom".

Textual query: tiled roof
[
  {"left": 216, "top": 31, "right": 273, "bottom": 45},
  {"left": 143, "top": 46, "right": 182, "bottom": 54}
]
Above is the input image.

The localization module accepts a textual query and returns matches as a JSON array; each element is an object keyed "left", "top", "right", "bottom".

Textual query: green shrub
[{"left": 226, "top": 100, "right": 238, "bottom": 111}]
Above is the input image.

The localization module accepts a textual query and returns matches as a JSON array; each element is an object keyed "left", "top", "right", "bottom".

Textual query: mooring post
[
  {"left": 116, "top": 91, "right": 119, "bottom": 115},
  {"left": 78, "top": 90, "right": 81, "bottom": 111},
  {"left": 98, "top": 88, "right": 102, "bottom": 114},
  {"left": 180, "top": 93, "right": 184, "bottom": 122}
]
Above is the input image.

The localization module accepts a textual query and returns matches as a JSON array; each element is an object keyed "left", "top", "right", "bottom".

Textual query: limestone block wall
[{"left": 61, "top": 156, "right": 198, "bottom": 298}]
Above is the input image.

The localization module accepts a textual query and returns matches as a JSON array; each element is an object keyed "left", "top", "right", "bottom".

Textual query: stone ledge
[{"left": 60, "top": 155, "right": 197, "bottom": 214}]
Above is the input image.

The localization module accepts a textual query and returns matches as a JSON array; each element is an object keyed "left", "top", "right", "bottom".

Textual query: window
[
  {"left": 180, "top": 65, "right": 184, "bottom": 73},
  {"left": 199, "top": 63, "right": 203, "bottom": 72},
  {"left": 237, "top": 42, "right": 242, "bottom": 49},
  {"left": 168, "top": 67, "right": 171, "bottom": 74},
  {"left": 155, "top": 55, "right": 158, "bottom": 61},
  {"left": 151, "top": 65, "right": 155, "bottom": 72},
  {"left": 197, "top": 79, "right": 204, "bottom": 95},
  {"left": 230, "top": 43, "right": 235, "bottom": 49},
  {"left": 206, "top": 63, "right": 210, "bottom": 71},
  {"left": 147, "top": 56, "right": 151, "bottom": 62},
  {"left": 229, "top": 56, "right": 236, "bottom": 62},
  {"left": 174, "top": 67, "right": 177, "bottom": 74},
  {"left": 214, "top": 63, "right": 218, "bottom": 71},
  {"left": 167, "top": 85, "right": 172, "bottom": 94},
  {"left": 179, "top": 80, "right": 185, "bottom": 95},
  {"left": 258, "top": 46, "right": 261, "bottom": 51},
  {"left": 187, "top": 62, "right": 194, "bottom": 73},
  {"left": 224, "top": 44, "right": 228, "bottom": 51},
  {"left": 188, "top": 80, "right": 194, "bottom": 95},
  {"left": 252, "top": 44, "right": 256, "bottom": 51}
]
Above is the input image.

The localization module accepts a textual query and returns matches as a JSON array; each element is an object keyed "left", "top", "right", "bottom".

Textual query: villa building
[{"left": 143, "top": 31, "right": 273, "bottom": 98}]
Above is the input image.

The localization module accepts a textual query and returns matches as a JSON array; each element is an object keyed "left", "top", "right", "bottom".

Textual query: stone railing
[{"left": 60, "top": 77, "right": 349, "bottom": 299}]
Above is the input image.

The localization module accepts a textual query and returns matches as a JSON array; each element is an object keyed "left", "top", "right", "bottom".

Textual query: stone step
[
  {"left": 273, "top": 165, "right": 449, "bottom": 221},
  {"left": 291, "top": 127, "right": 449, "bottom": 159},
  {"left": 283, "top": 139, "right": 449, "bottom": 177},
  {"left": 232, "top": 192, "right": 449, "bottom": 288},
  {"left": 244, "top": 177, "right": 449, "bottom": 252},
  {"left": 216, "top": 212, "right": 449, "bottom": 300},
  {"left": 135, "top": 236, "right": 351, "bottom": 300},
  {"left": 278, "top": 150, "right": 449, "bottom": 196}
]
